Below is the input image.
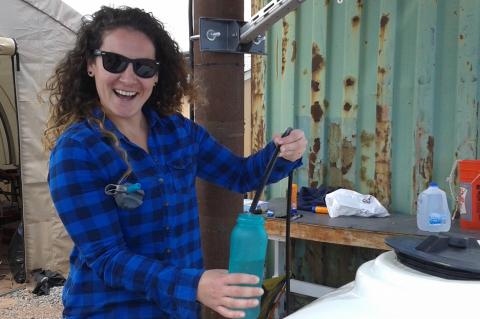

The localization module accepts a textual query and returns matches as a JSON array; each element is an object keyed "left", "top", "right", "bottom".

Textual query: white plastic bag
[{"left": 325, "top": 189, "right": 389, "bottom": 218}]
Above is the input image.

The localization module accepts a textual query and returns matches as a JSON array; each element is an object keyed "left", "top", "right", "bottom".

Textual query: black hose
[{"left": 249, "top": 127, "right": 293, "bottom": 213}]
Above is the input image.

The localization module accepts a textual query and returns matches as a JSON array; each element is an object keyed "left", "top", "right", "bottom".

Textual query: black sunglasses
[{"left": 93, "top": 49, "right": 159, "bottom": 78}]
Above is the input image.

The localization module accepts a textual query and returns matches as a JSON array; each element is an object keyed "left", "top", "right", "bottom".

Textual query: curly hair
[{"left": 43, "top": 6, "right": 194, "bottom": 151}]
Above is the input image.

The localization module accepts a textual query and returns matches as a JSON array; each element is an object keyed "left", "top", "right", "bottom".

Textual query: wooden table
[{"left": 266, "top": 198, "right": 480, "bottom": 251}]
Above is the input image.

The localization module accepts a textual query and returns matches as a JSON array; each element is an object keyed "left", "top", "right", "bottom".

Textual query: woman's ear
[{"left": 87, "top": 60, "right": 96, "bottom": 77}]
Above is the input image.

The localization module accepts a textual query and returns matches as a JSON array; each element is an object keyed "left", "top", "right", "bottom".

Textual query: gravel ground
[{"left": 0, "top": 286, "right": 63, "bottom": 319}]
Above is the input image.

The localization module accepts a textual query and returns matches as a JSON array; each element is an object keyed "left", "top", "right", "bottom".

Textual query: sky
[{"left": 63, "top": 0, "right": 252, "bottom": 52}]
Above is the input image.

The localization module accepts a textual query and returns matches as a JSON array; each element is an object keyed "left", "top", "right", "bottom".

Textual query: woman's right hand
[{"left": 197, "top": 269, "right": 264, "bottom": 318}]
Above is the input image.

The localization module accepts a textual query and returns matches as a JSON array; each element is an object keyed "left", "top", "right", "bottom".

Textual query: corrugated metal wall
[{"left": 252, "top": 0, "right": 480, "bottom": 214}]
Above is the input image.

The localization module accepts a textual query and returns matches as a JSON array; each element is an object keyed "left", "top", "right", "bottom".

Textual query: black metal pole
[{"left": 285, "top": 172, "right": 293, "bottom": 315}]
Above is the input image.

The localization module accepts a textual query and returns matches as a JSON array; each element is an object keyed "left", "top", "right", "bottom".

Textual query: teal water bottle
[{"left": 228, "top": 212, "right": 268, "bottom": 319}]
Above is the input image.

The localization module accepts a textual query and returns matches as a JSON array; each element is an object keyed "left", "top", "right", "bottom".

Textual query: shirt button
[
  {"left": 164, "top": 202, "right": 169, "bottom": 207},
  {"left": 164, "top": 226, "right": 170, "bottom": 232},
  {"left": 165, "top": 248, "right": 171, "bottom": 255},
  {"left": 158, "top": 177, "right": 164, "bottom": 183}
]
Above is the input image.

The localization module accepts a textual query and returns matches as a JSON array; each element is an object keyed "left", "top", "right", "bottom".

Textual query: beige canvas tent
[{"left": 0, "top": 0, "right": 82, "bottom": 276}]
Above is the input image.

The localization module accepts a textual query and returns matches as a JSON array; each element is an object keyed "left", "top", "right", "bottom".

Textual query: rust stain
[
  {"left": 311, "top": 45, "right": 325, "bottom": 72},
  {"left": 325, "top": 0, "right": 330, "bottom": 6},
  {"left": 311, "top": 80, "right": 320, "bottom": 92},
  {"left": 345, "top": 77, "right": 355, "bottom": 87},
  {"left": 379, "top": 14, "right": 390, "bottom": 55},
  {"left": 374, "top": 103, "right": 392, "bottom": 206},
  {"left": 357, "top": 0, "right": 363, "bottom": 8},
  {"left": 344, "top": 102, "right": 352, "bottom": 112},
  {"left": 380, "top": 14, "right": 390, "bottom": 29},
  {"left": 308, "top": 138, "right": 321, "bottom": 183},
  {"left": 376, "top": 105, "right": 389, "bottom": 123},
  {"left": 309, "top": 138, "right": 321, "bottom": 183},
  {"left": 291, "top": 40, "right": 297, "bottom": 62},
  {"left": 459, "top": 34, "right": 464, "bottom": 40},
  {"left": 360, "top": 131, "right": 375, "bottom": 148},
  {"left": 352, "top": 16, "right": 360, "bottom": 28},
  {"left": 419, "top": 136, "right": 434, "bottom": 180},
  {"left": 324, "top": 99, "right": 329, "bottom": 109},
  {"left": 251, "top": 54, "right": 265, "bottom": 152},
  {"left": 309, "top": 152, "right": 317, "bottom": 180},
  {"left": 311, "top": 101, "right": 323, "bottom": 122},
  {"left": 376, "top": 67, "right": 387, "bottom": 99},
  {"left": 303, "top": 69, "right": 308, "bottom": 75},
  {"left": 281, "top": 18, "right": 289, "bottom": 77},
  {"left": 341, "top": 138, "right": 355, "bottom": 175},
  {"left": 313, "top": 138, "right": 321, "bottom": 153}
]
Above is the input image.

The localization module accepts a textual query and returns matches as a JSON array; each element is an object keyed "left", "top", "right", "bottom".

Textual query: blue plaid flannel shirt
[{"left": 48, "top": 106, "right": 301, "bottom": 318}]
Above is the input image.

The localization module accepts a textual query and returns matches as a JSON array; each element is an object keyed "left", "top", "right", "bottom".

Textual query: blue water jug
[{"left": 228, "top": 212, "right": 268, "bottom": 319}]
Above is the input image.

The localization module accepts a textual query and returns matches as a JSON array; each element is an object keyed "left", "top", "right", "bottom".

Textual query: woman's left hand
[{"left": 273, "top": 129, "right": 307, "bottom": 162}]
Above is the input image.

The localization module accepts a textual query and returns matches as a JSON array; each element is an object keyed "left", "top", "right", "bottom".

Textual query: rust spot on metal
[
  {"left": 374, "top": 102, "right": 392, "bottom": 206},
  {"left": 360, "top": 131, "right": 374, "bottom": 148},
  {"left": 308, "top": 138, "right": 321, "bottom": 183},
  {"left": 291, "top": 40, "right": 297, "bottom": 62},
  {"left": 378, "top": 67, "right": 386, "bottom": 75},
  {"left": 309, "top": 152, "right": 317, "bottom": 180},
  {"left": 311, "top": 45, "right": 324, "bottom": 72},
  {"left": 419, "top": 136, "right": 435, "bottom": 180},
  {"left": 352, "top": 16, "right": 360, "bottom": 28},
  {"left": 313, "top": 138, "right": 321, "bottom": 153},
  {"left": 303, "top": 69, "right": 308, "bottom": 75},
  {"left": 357, "top": 0, "right": 363, "bottom": 8},
  {"left": 282, "top": 19, "right": 289, "bottom": 77},
  {"left": 459, "top": 34, "right": 464, "bottom": 40},
  {"left": 324, "top": 99, "right": 329, "bottom": 109},
  {"left": 251, "top": 54, "right": 266, "bottom": 153},
  {"left": 345, "top": 77, "right": 355, "bottom": 87},
  {"left": 311, "top": 80, "right": 320, "bottom": 92},
  {"left": 379, "top": 14, "right": 390, "bottom": 55},
  {"left": 380, "top": 14, "right": 389, "bottom": 29},
  {"left": 341, "top": 138, "right": 355, "bottom": 175},
  {"left": 311, "top": 101, "right": 323, "bottom": 122},
  {"left": 344, "top": 102, "right": 352, "bottom": 112}
]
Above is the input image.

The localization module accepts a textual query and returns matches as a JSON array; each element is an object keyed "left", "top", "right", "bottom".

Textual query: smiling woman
[{"left": 43, "top": 5, "right": 305, "bottom": 319}]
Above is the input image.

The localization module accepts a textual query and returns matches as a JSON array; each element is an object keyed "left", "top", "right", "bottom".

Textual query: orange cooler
[{"left": 458, "top": 160, "right": 480, "bottom": 230}]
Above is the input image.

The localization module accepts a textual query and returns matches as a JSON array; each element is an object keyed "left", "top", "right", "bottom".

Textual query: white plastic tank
[{"left": 286, "top": 236, "right": 480, "bottom": 319}]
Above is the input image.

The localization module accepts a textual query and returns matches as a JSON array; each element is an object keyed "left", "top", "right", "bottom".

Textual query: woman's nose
[{"left": 118, "top": 63, "right": 137, "bottom": 81}]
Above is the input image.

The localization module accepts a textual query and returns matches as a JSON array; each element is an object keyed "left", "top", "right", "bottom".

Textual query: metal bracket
[{"left": 198, "top": 17, "right": 265, "bottom": 54}]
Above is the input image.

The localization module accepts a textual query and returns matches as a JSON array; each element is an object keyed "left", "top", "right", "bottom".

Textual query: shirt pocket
[{"left": 167, "top": 157, "right": 195, "bottom": 192}]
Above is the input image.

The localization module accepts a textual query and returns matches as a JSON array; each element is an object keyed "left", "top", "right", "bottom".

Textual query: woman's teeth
[{"left": 114, "top": 89, "right": 137, "bottom": 97}]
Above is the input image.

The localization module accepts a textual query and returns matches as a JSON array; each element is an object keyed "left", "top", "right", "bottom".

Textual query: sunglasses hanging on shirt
[
  {"left": 93, "top": 49, "right": 159, "bottom": 78},
  {"left": 105, "top": 182, "right": 144, "bottom": 210}
]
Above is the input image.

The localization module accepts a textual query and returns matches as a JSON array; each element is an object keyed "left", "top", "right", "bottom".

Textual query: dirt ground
[{"left": 0, "top": 276, "right": 63, "bottom": 319}]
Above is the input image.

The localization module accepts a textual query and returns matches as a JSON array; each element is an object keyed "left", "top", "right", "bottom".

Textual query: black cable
[{"left": 285, "top": 172, "right": 292, "bottom": 315}]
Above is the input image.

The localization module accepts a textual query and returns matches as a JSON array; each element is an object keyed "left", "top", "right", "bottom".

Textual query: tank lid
[{"left": 385, "top": 235, "right": 480, "bottom": 280}]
